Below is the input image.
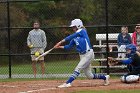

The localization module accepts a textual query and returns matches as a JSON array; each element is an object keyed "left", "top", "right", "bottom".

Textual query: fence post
[
  {"left": 2, "top": 0, "right": 39, "bottom": 78},
  {"left": 105, "top": 0, "right": 110, "bottom": 75}
]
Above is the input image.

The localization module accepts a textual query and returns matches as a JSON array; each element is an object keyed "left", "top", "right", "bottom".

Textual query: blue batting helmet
[{"left": 126, "top": 44, "right": 136, "bottom": 57}]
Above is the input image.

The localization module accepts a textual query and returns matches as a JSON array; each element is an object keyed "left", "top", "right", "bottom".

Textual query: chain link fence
[{"left": 0, "top": 0, "right": 140, "bottom": 79}]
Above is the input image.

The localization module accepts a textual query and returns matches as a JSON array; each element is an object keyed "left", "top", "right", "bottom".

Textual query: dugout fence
[{"left": 0, "top": 0, "right": 140, "bottom": 79}]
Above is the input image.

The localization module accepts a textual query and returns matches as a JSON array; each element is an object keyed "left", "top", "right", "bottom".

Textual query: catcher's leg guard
[{"left": 120, "top": 75, "right": 139, "bottom": 83}]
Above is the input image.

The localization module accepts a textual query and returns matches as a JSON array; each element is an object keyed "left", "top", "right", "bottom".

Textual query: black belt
[{"left": 80, "top": 49, "right": 90, "bottom": 55}]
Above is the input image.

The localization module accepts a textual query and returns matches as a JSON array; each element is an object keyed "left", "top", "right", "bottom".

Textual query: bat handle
[{"left": 35, "top": 57, "right": 40, "bottom": 62}]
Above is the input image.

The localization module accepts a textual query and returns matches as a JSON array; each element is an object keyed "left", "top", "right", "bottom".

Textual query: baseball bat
[{"left": 35, "top": 47, "right": 54, "bottom": 61}]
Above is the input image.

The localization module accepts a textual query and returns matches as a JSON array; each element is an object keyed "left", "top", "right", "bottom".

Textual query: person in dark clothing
[
  {"left": 110, "top": 44, "right": 140, "bottom": 83},
  {"left": 117, "top": 26, "right": 131, "bottom": 58}
]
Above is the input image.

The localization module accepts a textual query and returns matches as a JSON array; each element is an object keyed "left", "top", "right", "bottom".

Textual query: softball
[
  {"left": 29, "top": 44, "right": 33, "bottom": 48},
  {"left": 35, "top": 51, "right": 40, "bottom": 57}
]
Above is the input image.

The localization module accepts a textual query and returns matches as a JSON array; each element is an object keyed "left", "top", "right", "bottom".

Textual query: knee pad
[{"left": 120, "top": 75, "right": 139, "bottom": 83}]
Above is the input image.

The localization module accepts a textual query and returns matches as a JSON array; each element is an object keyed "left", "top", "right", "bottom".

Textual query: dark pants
[{"left": 127, "top": 69, "right": 140, "bottom": 75}]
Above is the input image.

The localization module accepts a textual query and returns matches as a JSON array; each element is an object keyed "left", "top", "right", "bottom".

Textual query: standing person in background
[
  {"left": 27, "top": 21, "right": 47, "bottom": 78},
  {"left": 132, "top": 24, "right": 140, "bottom": 51},
  {"left": 117, "top": 26, "right": 131, "bottom": 58},
  {"left": 54, "top": 19, "right": 110, "bottom": 88}
]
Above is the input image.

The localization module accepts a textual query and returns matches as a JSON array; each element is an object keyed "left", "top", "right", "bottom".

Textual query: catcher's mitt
[{"left": 108, "top": 57, "right": 119, "bottom": 66}]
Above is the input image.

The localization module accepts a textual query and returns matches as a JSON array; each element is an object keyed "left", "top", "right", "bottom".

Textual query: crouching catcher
[{"left": 108, "top": 44, "right": 140, "bottom": 83}]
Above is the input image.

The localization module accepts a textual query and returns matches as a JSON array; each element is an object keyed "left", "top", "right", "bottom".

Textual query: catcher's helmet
[
  {"left": 70, "top": 19, "right": 83, "bottom": 29},
  {"left": 126, "top": 44, "right": 136, "bottom": 57},
  {"left": 126, "top": 44, "right": 136, "bottom": 51}
]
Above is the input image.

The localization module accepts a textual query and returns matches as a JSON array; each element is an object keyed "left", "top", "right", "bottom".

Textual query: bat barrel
[{"left": 35, "top": 48, "right": 54, "bottom": 61}]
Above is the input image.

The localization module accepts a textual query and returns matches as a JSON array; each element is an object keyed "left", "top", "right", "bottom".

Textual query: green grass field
[
  {"left": 0, "top": 60, "right": 99, "bottom": 74},
  {"left": 0, "top": 60, "right": 82, "bottom": 74}
]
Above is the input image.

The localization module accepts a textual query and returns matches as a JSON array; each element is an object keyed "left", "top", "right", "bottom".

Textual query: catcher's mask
[{"left": 126, "top": 44, "right": 136, "bottom": 57}]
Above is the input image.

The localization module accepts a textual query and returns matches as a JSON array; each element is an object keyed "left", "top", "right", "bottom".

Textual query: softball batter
[{"left": 54, "top": 19, "right": 110, "bottom": 88}]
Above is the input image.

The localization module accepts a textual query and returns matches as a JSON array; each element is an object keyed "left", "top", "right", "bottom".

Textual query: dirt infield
[{"left": 0, "top": 79, "right": 139, "bottom": 93}]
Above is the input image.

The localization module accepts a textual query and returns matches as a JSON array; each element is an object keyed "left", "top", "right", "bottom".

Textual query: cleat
[
  {"left": 104, "top": 75, "right": 110, "bottom": 86},
  {"left": 58, "top": 83, "right": 71, "bottom": 88}
]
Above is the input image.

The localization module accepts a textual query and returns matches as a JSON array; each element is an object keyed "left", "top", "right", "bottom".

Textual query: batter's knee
[{"left": 85, "top": 73, "right": 93, "bottom": 79}]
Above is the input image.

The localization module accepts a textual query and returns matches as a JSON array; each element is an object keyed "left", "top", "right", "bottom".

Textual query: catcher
[{"left": 108, "top": 44, "right": 140, "bottom": 83}]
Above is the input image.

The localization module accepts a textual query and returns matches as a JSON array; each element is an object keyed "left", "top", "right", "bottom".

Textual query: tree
[{"left": 108, "top": 0, "right": 140, "bottom": 24}]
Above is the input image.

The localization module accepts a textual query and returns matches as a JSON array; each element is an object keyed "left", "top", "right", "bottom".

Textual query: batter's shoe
[
  {"left": 57, "top": 83, "right": 71, "bottom": 88},
  {"left": 104, "top": 75, "right": 110, "bottom": 86}
]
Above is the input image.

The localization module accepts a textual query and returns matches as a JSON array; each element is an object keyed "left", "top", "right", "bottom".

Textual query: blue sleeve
[
  {"left": 128, "top": 34, "right": 132, "bottom": 44},
  {"left": 121, "top": 58, "right": 133, "bottom": 64},
  {"left": 64, "top": 39, "right": 75, "bottom": 50},
  {"left": 117, "top": 34, "right": 121, "bottom": 46},
  {"left": 64, "top": 31, "right": 82, "bottom": 42}
]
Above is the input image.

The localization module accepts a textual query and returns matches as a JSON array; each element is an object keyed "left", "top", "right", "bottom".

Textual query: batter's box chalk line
[{"left": 18, "top": 87, "right": 57, "bottom": 93}]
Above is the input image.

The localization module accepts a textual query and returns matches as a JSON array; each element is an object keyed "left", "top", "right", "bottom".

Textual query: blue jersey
[
  {"left": 64, "top": 29, "right": 92, "bottom": 54},
  {"left": 117, "top": 33, "right": 131, "bottom": 46}
]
